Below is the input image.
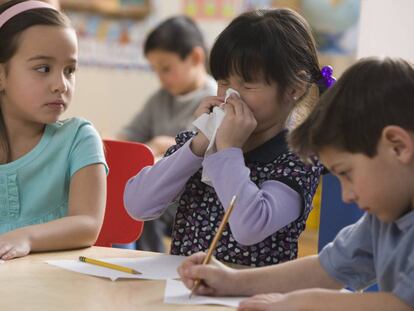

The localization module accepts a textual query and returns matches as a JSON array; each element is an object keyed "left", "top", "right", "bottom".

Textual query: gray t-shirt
[
  {"left": 121, "top": 76, "right": 217, "bottom": 142},
  {"left": 319, "top": 210, "right": 414, "bottom": 308}
]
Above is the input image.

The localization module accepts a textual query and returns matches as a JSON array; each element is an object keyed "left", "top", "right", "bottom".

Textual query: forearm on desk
[
  {"left": 203, "top": 148, "right": 302, "bottom": 245},
  {"left": 124, "top": 139, "right": 203, "bottom": 220},
  {"left": 233, "top": 255, "right": 341, "bottom": 296},
  {"left": 4, "top": 214, "right": 102, "bottom": 252},
  {"left": 286, "top": 290, "right": 413, "bottom": 311}
]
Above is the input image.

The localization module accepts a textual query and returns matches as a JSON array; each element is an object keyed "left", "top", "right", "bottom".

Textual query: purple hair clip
[{"left": 320, "top": 65, "right": 336, "bottom": 88}]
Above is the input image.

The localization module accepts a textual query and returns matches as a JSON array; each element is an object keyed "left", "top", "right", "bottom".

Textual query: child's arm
[
  {"left": 180, "top": 253, "right": 413, "bottom": 311},
  {"left": 124, "top": 138, "right": 204, "bottom": 220},
  {"left": 203, "top": 148, "right": 304, "bottom": 245},
  {"left": 178, "top": 253, "right": 342, "bottom": 296},
  {"left": 238, "top": 290, "right": 413, "bottom": 311},
  {"left": 0, "top": 164, "right": 106, "bottom": 260}
]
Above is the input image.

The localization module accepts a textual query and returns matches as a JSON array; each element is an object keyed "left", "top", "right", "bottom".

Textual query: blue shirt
[
  {"left": 319, "top": 211, "right": 414, "bottom": 308},
  {"left": 0, "top": 117, "right": 107, "bottom": 234}
]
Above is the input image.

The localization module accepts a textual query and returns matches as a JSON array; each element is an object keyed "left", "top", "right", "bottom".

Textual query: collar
[
  {"left": 244, "top": 129, "right": 289, "bottom": 163},
  {"left": 395, "top": 209, "right": 414, "bottom": 232}
]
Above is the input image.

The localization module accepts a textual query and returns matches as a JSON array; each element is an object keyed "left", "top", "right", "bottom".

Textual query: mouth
[{"left": 45, "top": 101, "right": 66, "bottom": 110}]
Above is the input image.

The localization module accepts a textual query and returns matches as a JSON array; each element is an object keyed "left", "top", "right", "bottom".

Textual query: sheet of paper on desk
[
  {"left": 45, "top": 255, "right": 185, "bottom": 281},
  {"left": 164, "top": 279, "right": 245, "bottom": 308}
]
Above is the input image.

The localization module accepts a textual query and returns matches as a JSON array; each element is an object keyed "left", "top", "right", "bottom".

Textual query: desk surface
[{"left": 0, "top": 246, "right": 234, "bottom": 311}]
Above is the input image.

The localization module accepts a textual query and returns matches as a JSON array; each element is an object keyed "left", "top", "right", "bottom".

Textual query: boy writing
[{"left": 178, "top": 57, "right": 414, "bottom": 311}]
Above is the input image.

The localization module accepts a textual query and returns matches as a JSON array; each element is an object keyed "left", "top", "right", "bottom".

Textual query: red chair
[{"left": 95, "top": 139, "right": 154, "bottom": 247}]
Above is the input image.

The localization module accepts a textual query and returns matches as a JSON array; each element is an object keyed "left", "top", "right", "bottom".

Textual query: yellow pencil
[
  {"left": 79, "top": 256, "right": 141, "bottom": 275},
  {"left": 189, "top": 195, "right": 237, "bottom": 298}
]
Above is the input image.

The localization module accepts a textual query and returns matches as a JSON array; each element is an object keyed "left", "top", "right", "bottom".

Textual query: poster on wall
[
  {"left": 300, "top": 0, "right": 360, "bottom": 54},
  {"left": 61, "top": 0, "right": 156, "bottom": 69},
  {"left": 182, "top": 0, "right": 359, "bottom": 55},
  {"left": 183, "top": 0, "right": 242, "bottom": 20}
]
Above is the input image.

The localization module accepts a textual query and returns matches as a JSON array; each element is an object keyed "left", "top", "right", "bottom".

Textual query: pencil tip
[{"left": 132, "top": 270, "right": 142, "bottom": 275}]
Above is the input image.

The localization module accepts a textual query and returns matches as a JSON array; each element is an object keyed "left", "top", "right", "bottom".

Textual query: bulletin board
[{"left": 60, "top": 0, "right": 156, "bottom": 69}]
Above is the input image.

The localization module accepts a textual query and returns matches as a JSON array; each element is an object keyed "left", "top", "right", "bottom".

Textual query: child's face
[
  {"left": 319, "top": 138, "right": 414, "bottom": 222},
  {"left": 217, "top": 75, "right": 288, "bottom": 135},
  {"left": 1, "top": 25, "right": 77, "bottom": 125},
  {"left": 146, "top": 49, "right": 200, "bottom": 96}
]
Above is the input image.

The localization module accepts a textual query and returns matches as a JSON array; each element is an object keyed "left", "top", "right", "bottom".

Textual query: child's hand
[
  {"left": 238, "top": 290, "right": 310, "bottom": 311},
  {"left": 193, "top": 96, "right": 225, "bottom": 119},
  {"left": 177, "top": 252, "right": 238, "bottom": 296},
  {"left": 191, "top": 96, "right": 225, "bottom": 156},
  {"left": 215, "top": 94, "right": 257, "bottom": 150},
  {"left": 0, "top": 231, "right": 31, "bottom": 260}
]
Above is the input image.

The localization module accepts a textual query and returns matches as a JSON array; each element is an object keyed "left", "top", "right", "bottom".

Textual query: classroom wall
[
  {"left": 357, "top": 0, "right": 414, "bottom": 62},
  {"left": 63, "top": 0, "right": 226, "bottom": 139},
  {"left": 63, "top": 0, "right": 413, "bottom": 139}
]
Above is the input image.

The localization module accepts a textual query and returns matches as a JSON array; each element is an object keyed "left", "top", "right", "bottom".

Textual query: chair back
[
  {"left": 95, "top": 139, "right": 154, "bottom": 247},
  {"left": 318, "top": 173, "right": 363, "bottom": 251},
  {"left": 319, "top": 173, "right": 378, "bottom": 292}
]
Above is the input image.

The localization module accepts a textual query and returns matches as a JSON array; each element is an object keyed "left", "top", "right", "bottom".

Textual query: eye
[
  {"left": 243, "top": 83, "right": 260, "bottom": 90},
  {"left": 217, "top": 80, "right": 229, "bottom": 87},
  {"left": 64, "top": 66, "right": 77, "bottom": 76},
  {"left": 338, "top": 170, "right": 352, "bottom": 181},
  {"left": 36, "top": 65, "right": 50, "bottom": 73}
]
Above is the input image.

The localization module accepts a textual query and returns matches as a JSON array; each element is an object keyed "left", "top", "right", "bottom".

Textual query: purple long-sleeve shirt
[{"left": 124, "top": 137, "right": 301, "bottom": 246}]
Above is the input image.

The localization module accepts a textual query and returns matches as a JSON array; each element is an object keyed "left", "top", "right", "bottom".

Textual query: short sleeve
[
  {"left": 319, "top": 214, "right": 377, "bottom": 290},
  {"left": 394, "top": 253, "right": 414, "bottom": 308},
  {"left": 69, "top": 123, "right": 108, "bottom": 177}
]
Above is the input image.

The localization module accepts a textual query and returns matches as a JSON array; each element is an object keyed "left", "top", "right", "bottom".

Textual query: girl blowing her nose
[{"left": 124, "top": 8, "right": 331, "bottom": 267}]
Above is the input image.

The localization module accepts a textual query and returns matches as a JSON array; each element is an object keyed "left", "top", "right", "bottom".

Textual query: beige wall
[
  {"left": 358, "top": 0, "right": 414, "bottom": 62},
  {"left": 64, "top": 67, "right": 158, "bottom": 138},
  {"left": 62, "top": 0, "right": 224, "bottom": 139},
  {"left": 66, "top": 0, "right": 414, "bottom": 138}
]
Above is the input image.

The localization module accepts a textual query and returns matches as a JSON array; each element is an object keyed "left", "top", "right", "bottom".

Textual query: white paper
[
  {"left": 0, "top": 259, "right": 4, "bottom": 264},
  {"left": 164, "top": 279, "right": 245, "bottom": 308},
  {"left": 46, "top": 254, "right": 185, "bottom": 281}
]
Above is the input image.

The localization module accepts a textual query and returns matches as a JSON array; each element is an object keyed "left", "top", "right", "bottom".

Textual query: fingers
[
  {"left": 177, "top": 252, "right": 207, "bottom": 283},
  {"left": 238, "top": 293, "right": 284, "bottom": 311},
  {"left": 238, "top": 298, "right": 267, "bottom": 311},
  {"left": 225, "top": 93, "right": 244, "bottom": 116},
  {"left": 0, "top": 243, "right": 15, "bottom": 260},
  {"left": 195, "top": 96, "right": 225, "bottom": 118},
  {"left": 216, "top": 95, "right": 257, "bottom": 150}
]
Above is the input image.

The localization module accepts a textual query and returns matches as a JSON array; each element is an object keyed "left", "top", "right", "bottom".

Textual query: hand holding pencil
[{"left": 189, "top": 195, "right": 237, "bottom": 298}]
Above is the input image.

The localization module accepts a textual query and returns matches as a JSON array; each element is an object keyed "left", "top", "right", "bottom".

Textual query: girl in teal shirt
[{"left": 0, "top": 0, "right": 107, "bottom": 260}]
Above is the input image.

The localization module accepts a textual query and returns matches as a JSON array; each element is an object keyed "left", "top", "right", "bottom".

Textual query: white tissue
[
  {"left": 225, "top": 88, "right": 240, "bottom": 102},
  {"left": 192, "top": 88, "right": 240, "bottom": 186}
]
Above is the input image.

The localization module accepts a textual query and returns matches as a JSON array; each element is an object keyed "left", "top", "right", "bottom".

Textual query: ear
[
  {"left": 382, "top": 125, "right": 414, "bottom": 164},
  {"left": 188, "top": 46, "right": 205, "bottom": 66},
  {"left": 285, "top": 70, "right": 308, "bottom": 101}
]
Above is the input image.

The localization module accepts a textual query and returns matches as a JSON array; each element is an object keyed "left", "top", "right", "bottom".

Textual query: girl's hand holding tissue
[
  {"left": 215, "top": 93, "right": 257, "bottom": 150},
  {"left": 191, "top": 96, "right": 225, "bottom": 156}
]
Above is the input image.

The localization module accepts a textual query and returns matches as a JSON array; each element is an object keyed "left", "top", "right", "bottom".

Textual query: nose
[
  {"left": 341, "top": 186, "right": 357, "bottom": 204},
  {"left": 52, "top": 73, "right": 68, "bottom": 94}
]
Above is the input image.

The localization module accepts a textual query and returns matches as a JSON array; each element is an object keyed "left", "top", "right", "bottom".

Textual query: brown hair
[
  {"left": 209, "top": 8, "right": 324, "bottom": 128},
  {"left": 288, "top": 57, "right": 414, "bottom": 161},
  {"left": 0, "top": 0, "right": 71, "bottom": 163}
]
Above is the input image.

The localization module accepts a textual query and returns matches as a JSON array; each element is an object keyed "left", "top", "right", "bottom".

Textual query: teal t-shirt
[{"left": 0, "top": 117, "right": 108, "bottom": 234}]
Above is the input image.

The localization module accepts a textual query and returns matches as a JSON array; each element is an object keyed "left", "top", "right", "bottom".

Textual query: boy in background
[{"left": 119, "top": 15, "right": 216, "bottom": 252}]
